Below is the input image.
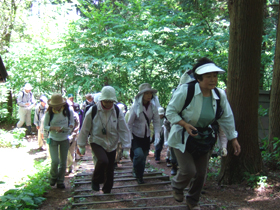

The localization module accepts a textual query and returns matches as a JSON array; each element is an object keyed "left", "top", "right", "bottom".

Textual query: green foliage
[
  {"left": 0, "top": 160, "right": 51, "bottom": 209},
  {"left": 243, "top": 172, "right": 268, "bottom": 189},
  {"left": 258, "top": 105, "right": 268, "bottom": 117},
  {"left": 207, "top": 156, "right": 221, "bottom": 179},
  {"left": 0, "top": 128, "right": 26, "bottom": 148},
  {"left": 261, "top": 137, "right": 280, "bottom": 169}
]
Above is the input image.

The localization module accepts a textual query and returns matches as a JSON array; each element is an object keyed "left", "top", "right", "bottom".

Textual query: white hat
[
  {"left": 158, "top": 107, "right": 164, "bottom": 115},
  {"left": 40, "top": 95, "right": 48, "bottom": 104},
  {"left": 195, "top": 63, "right": 225, "bottom": 75},
  {"left": 98, "top": 86, "right": 118, "bottom": 102},
  {"left": 24, "top": 83, "right": 33, "bottom": 90},
  {"left": 136, "top": 83, "right": 157, "bottom": 98}
]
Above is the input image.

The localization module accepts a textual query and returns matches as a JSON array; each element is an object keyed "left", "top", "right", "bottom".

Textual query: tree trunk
[
  {"left": 268, "top": 5, "right": 280, "bottom": 153},
  {"left": 218, "top": 0, "right": 264, "bottom": 184}
]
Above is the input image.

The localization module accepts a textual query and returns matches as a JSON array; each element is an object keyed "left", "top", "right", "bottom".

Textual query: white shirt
[
  {"left": 77, "top": 102, "right": 131, "bottom": 152},
  {"left": 166, "top": 82, "right": 238, "bottom": 153},
  {"left": 127, "top": 101, "right": 161, "bottom": 140}
]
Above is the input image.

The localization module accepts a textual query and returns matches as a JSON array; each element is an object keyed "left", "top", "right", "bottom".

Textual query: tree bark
[
  {"left": 218, "top": 0, "right": 264, "bottom": 184},
  {"left": 268, "top": 5, "right": 280, "bottom": 153}
]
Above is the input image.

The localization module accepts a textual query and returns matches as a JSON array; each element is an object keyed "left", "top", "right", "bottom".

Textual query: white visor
[{"left": 195, "top": 63, "right": 225, "bottom": 75}]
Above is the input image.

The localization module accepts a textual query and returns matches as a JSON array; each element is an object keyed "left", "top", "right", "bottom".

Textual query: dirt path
[{"left": 2, "top": 135, "right": 280, "bottom": 209}]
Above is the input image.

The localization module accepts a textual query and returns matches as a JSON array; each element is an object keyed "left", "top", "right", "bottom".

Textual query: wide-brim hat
[
  {"left": 24, "top": 83, "right": 33, "bottom": 90},
  {"left": 48, "top": 93, "right": 67, "bottom": 107},
  {"left": 136, "top": 83, "right": 157, "bottom": 98},
  {"left": 195, "top": 63, "right": 225, "bottom": 75},
  {"left": 98, "top": 86, "right": 118, "bottom": 102}
]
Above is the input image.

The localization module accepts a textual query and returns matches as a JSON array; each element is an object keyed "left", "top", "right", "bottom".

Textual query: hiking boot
[
  {"left": 57, "top": 183, "right": 65, "bottom": 189},
  {"left": 91, "top": 182, "right": 100, "bottom": 191},
  {"left": 187, "top": 202, "right": 201, "bottom": 210},
  {"left": 136, "top": 177, "right": 144, "bottom": 184},
  {"left": 172, "top": 188, "right": 184, "bottom": 202},
  {"left": 155, "top": 160, "right": 160, "bottom": 164},
  {"left": 171, "top": 164, "right": 177, "bottom": 175},
  {"left": 50, "top": 179, "right": 57, "bottom": 186}
]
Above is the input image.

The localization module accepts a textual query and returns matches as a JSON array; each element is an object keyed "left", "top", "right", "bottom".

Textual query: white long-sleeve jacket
[
  {"left": 127, "top": 99, "right": 161, "bottom": 141},
  {"left": 166, "top": 82, "right": 238, "bottom": 153},
  {"left": 77, "top": 102, "right": 131, "bottom": 152}
]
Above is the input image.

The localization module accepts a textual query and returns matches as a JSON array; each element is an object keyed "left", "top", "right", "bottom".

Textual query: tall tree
[
  {"left": 218, "top": 0, "right": 264, "bottom": 184},
  {"left": 268, "top": 5, "right": 280, "bottom": 155}
]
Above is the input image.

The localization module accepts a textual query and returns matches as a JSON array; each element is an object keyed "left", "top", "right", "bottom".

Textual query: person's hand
[
  {"left": 77, "top": 146, "right": 85, "bottom": 156},
  {"left": 183, "top": 123, "right": 198, "bottom": 137},
  {"left": 69, "top": 125, "right": 73, "bottom": 129},
  {"left": 50, "top": 126, "right": 62, "bottom": 132},
  {"left": 231, "top": 138, "right": 241, "bottom": 156},
  {"left": 36, "top": 126, "right": 40, "bottom": 130}
]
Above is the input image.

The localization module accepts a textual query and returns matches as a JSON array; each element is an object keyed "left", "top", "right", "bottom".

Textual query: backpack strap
[
  {"left": 179, "top": 80, "right": 196, "bottom": 117},
  {"left": 114, "top": 104, "right": 120, "bottom": 118},
  {"left": 91, "top": 104, "right": 98, "bottom": 119}
]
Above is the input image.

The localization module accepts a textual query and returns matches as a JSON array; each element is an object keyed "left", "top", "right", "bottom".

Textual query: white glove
[
  {"left": 122, "top": 149, "right": 130, "bottom": 159},
  {"left": 154, "top": 138, "right": 160, "bottom": 147},
  {"left": 221, "top": 148, "right": 228, "bottom": 157}
]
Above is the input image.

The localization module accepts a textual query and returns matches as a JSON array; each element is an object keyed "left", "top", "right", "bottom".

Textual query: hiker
[
  {"left": 82, "top": 93, "right": 94, "bottom": 111},
  {"left": 34, "top": 95, "right": 48, "bottom": 150},
  {"left": 77, "top": 86, "right": 130, "bottom": 194},
  {"left": 127, "top": 83, "right": 161, "bottom": 184},
  {"left": 114, "top": 102, "right": 130, "bottom": 167},
  {"left": 43, "top": 93, "right": 74, "bottom": 189},
  {"left": 66, "top": 100, "right": 80, "bottom": 173},
  {"left": 68, "top": 93, "right": 74, "bottom": 103},
  {"left": 154, "top": 107, "right": 165, "bottom": 164},
  {"left": 16, "top": 83, "right": 36, "bottom": 134},
  {"left": 166, "top": 57, "right": 241, "bottom": 209}
]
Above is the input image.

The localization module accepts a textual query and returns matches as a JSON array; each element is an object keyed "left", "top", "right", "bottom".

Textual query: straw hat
[
  {"left": 48, "top": 93, "right": 67, "bottom": 107},
  {"left": 98, "top": 86, "right": 118, "bottom": 102},
  {"left": 136, "top": 83, "right": 157, "bottom": 98}
]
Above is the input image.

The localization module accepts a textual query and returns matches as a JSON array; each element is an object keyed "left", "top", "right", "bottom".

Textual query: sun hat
[
  {"left": 24, "top": 83, "right": 33, "bottom": 90},
  {"left": 68, "top": 93, "right": 74, "bottom": 98},
  {"left": 136, "top": 83, "right": 157, "bottom": 98},
  {"left": 98, "top": 86, "right": 118, "bottom": 102},
  {"left": 158, "top": 107, "right": 165, "bottom": 115},
  {"left": 40, "top": 95, "right": 48, "bottom": 104},
  {"left": 195, "top": 63, "right": 225, "bottom": 75},
  {"left": 48, "top": 93, "right": 67, "bottom": 107}
]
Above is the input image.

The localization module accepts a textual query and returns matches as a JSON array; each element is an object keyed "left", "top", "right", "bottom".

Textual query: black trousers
[{"left": 90, "top": 143, "right": 116, "bottom": 192}]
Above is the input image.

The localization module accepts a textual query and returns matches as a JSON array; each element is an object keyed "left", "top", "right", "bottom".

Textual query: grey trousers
[
  {"left": 172, "top": 148, "right": 209, "bottom": 205},
  {"left": 49, "top": 139, "right": 69, "bottom": 184}
]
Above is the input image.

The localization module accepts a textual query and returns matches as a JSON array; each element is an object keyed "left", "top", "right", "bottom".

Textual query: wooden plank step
[
  {"left": 75, "top": 169, "right": 156, "bottom": 176},
  {"left": 74, "top": 172, "right": 164, "bottom": 182},
  {"left": 73, "top": 189, "right": 174, "bottom": 198},
  {"left": 74, "top": 181, "right": 171, "bottom": 192},
  {"left": 72, "top": 194, "right": 173, "bottom": 206},
  {"left": 75, "top": 175, "right": 170, "bottom": 185}
]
